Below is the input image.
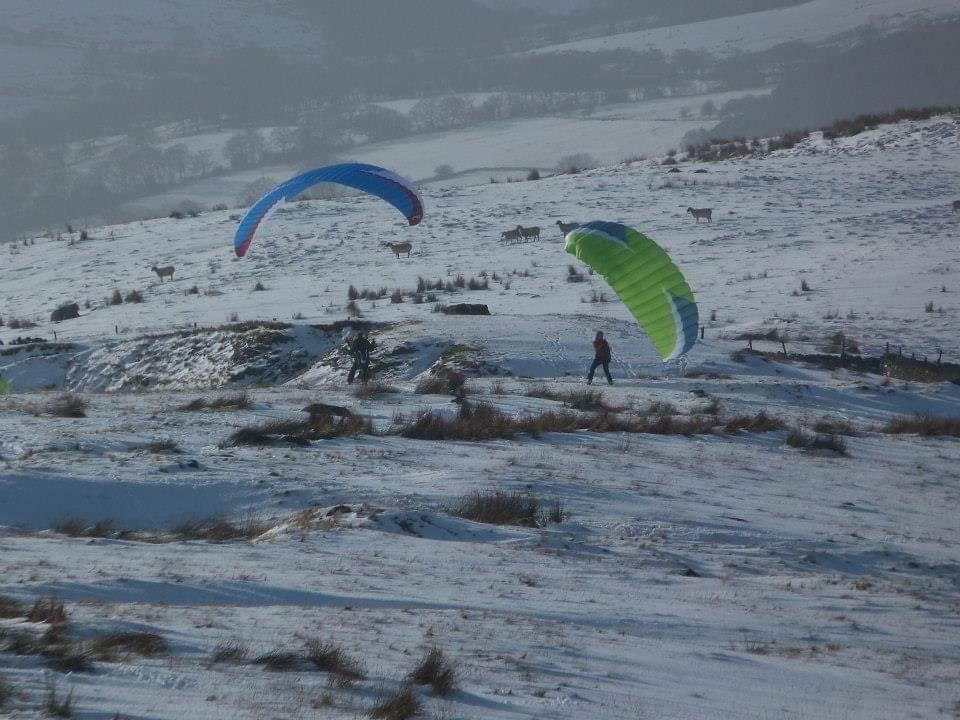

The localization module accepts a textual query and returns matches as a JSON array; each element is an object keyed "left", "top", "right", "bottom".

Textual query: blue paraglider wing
[{"left": 234, "top": 163, "right": 424, "bottom": 257}]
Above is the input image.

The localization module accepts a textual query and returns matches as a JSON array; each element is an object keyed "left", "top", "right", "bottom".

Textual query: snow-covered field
[
  {"left": 347, "top": 90, "right": 771, "bottom": 183},
  {"left": 2, "top": 116, "right": 960, "bottom": 719},
  {"left": 530, "top": 0, "right": 960, "bottom": 56},
  {"left": 122, "top": 88, "right": 770, "bottom": 216}
]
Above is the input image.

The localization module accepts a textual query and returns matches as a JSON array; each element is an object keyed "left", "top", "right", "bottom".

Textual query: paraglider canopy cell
[
  {"left": 234, "top": 163, "right": 424, "bottom": 258},
  {"left": 564, "top": 221, "right": 698, "bottom": 361}
]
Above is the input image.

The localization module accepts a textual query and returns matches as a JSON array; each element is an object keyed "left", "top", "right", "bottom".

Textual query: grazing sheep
[
  {"left": 501, "top": 228, "right": 522, "bottom": 244},
  {"left": 953, "top": 200, "right": 960, "bottom": 213},
  {"left": 382, "top": 242, "right": 412, "bottom": 258},
  {"left": 556, "top": 220, "right": 580, "bottom": 236},
  {"left": 517, "top": 225, "right": 541, "bottom": 242},
  {"left": 687, "top": 207, "right": 712, "bottom": 223},
  {"left": 151, "top": 265, "right": 175, "bottom": 281}
]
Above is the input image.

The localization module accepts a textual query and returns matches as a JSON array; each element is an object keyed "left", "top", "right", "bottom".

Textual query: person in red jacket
[{"left": 587, "top": 330, "right": 613, "bottom": 385}]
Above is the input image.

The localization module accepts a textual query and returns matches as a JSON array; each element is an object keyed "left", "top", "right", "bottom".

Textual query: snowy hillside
[
  {"left": 1, "top": 115, "right": 959, "bottom": 719},
  {"left": 4, "top": 115, "right": 958, "bottom": 365},
  {"left": 123, "top": 88, "right": 770, "bottom": 215},
  {"left": 530, "top": 0, "right": 960, "bottom": 56}
]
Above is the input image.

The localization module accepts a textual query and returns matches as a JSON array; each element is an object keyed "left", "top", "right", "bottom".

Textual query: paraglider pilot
[
  {"left": 347, "top": 330, "right": 376, "bottom": 384},
  {"left": 587, "top": 331, "right": 613, "bottom": 385}
]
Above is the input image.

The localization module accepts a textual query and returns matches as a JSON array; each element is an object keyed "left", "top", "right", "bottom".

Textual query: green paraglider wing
[
  {"left": 564, "top": 221, "right": 698, "bottom": 361},
  {"left": 0, "top": 375, "right": 11, "bottom": 395}
]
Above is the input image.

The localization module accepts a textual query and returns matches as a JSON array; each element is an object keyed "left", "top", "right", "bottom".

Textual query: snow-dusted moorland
[{"left": 1, "top": 115, "right": 959, "bottom": 719}]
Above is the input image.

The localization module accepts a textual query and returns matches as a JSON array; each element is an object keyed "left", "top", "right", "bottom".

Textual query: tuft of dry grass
[
  {"left": 395, "top": 401, "right": 580, "bottom": 442},
  {"left": 0, "top": 675, "right": 12, "bottom": 707},
  {"left": 3, "top": 623, "right": 95, "bottom": 675},
  {"left": 304, "top": 639, "right": 366, "bottom": 686},
  {"left": 415, "top": 369, "right": 466, "bottom": 396},
  {"left": 785, "top": 428, "right": 849, "bottom": 455},
  {"left": 51, "top": 518, "right": 116, "bottom": 539},
  {"left": 91, "top": 632, "right": 168, "bottom": 659},
  {"left": 526, "top": 385, "right": 612, "bottom": 411},
  {"left": 489, "top": 379, "right": 508, "bottom": 395},
  {"left": 222, "top": 414, "right": 373, "bottom": 447},
  {"left": 369, "top": 684, "right": 421, "bottom": 720},
  {"left": 128, "top": 439, "right": 181, "bottom": 454},
  {"left": 26, "top": 597, "right": 67, "bottom": 625},
  {"left": 880, "top": 415, "right": 960, "bottom": 437},
  {"left": 812, "top": 417, "right": 858, "bottom": 436},
  {"left": 639, "top": 400, "right": 678, "bottom": 416},
  {"left": 0, "top": 595, "right": 25, "bottom": 619},
  {"left": 451, "top": 490, "right": 540, "bottom": 527},
  {"left": 353, "top": 381, "right": 400, "bottom": 399},
  {"left": 179, "top": 393, "right": 252, "bottom": 412},
  {"left": 702, "top": 397, "right": 724, "bottom": 416},
  {"left": 5, "top": 631, "right": 43, "bottom": 656},
  {"left": 252, "top": 649, "right": 302, "bottom": 672},
  {"left": 723, "top": 411, "right": 785, "bottom": 434},
  {"left": 46, "top": 651, "right": 94, "bottom": 674},
  {"left": 43, "top": 679, "right": 73, "bottom": 718},
  {"left": 32, "top": 394, "right": 87, "bottom": 418},
  {"left": 409, "top": 647, "right": 457, "bottom": 697},
  {"left": 211, "top": 639, "right": 249, "bottom": 664},
  {"left": 542, "top": 498, "right": 565, "bottom": 524},
  {"left": 587, "top": 411, "right": 716, "bottom": 436},
  {"left": 170, "top": 515, "right": 270, "bottom": 542}
]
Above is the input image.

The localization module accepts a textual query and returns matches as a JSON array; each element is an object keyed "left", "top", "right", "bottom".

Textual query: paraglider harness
[{"left": 347, "top": 333, "right": 376, "bottom": 384}]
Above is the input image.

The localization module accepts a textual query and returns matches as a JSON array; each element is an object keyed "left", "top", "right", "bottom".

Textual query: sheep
[
  {"left": 151, "top": 265, "right": 175, "bottom": 281},
  {"left": 687, "top": 207, "right": 712, "bottom": 223},
  {"left": 556, "top": 220, "right": 580, "bottom": 236},
  {"left": 501, "top": 228, "right": 522, "bottom": 244},
  {"left": 953, "top": 200, "right": 960, "bottom": 213},
  {"left": 517, "top": 225, "right": 541, "bottom": 242},
  {"left": 382, "top": 241, "right": 412, "bottom": 258}
]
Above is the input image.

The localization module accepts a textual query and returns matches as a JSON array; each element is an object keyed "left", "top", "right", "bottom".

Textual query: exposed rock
[
  {"left": 50, "top": 303, "right": 79, "bottom": 322},
  {"left": 441, "top": 303, "right": 490, "bottom": 316}
]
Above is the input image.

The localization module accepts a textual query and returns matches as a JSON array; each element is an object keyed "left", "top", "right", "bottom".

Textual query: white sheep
[
  {"left": 517, "top": 225, "right": 540, "bottom": 242},
  {"left": 382, "top": 241, "right": 412, "bottom": 258},
  {"left": 151, "top": 265, "right": 175, "bottom": 281},
  {"left": 500, "top": 228, "right": 522, "bottom": 244},
  {"left": 687, "top": 207, "right": 712, "bottom": 223}
]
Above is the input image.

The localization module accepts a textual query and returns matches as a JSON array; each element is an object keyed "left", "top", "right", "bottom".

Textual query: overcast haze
[{"left": 1, "top": 0, "right": 958, "bottom": 236}]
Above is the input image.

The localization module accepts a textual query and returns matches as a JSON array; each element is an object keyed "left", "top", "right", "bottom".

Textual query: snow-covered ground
[
  {"left": 530, "top": 0, "right": 960, "bottom": 56},
  {"left": 346, "top": 90, "right": 771, "bottom": 183},
  {"left": 2, "top": 115, "right": 960, "bottom": 719},
  {"left": 120, "top": 88, "right": 770, "bottom": 216}
]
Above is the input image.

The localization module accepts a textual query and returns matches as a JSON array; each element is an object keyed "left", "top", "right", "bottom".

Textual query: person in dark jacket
[
  {"left": 347, "top": 330, "right": 376, "bottom": 384},
  {"left": 587, "top": 330, "right": 613, "bottom": 385}
]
